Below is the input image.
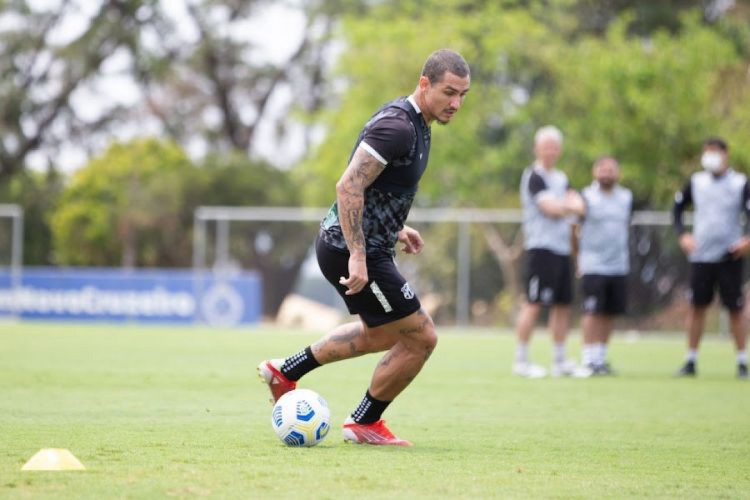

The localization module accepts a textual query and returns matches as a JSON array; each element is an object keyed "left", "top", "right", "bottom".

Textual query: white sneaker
[
  {"left": 571, "top": 364, "right": 595, "bottom": 378},
  {"left": 550, "top": 360, "right": 578, "bottom": 378},
  {"left": 513, "top": 362, "right": 548, "bottom": 378}
]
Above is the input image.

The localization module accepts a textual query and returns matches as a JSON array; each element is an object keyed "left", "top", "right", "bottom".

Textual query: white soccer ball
[{"left": 271, "top": 389, "right": 331, "bottom": 447}]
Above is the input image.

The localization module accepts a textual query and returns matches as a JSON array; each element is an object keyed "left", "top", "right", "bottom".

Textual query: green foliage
[
  {"left": 189, "top": 153, "right": 300, "bottom": 208},
  {"left": 298, "top": 4, "right": 750, "bottom": 209},
  {"left": 0, "top": 0, "right": 159, "bottom": 178},
  {"left": 189, "top": 153, "right": 313, "bottom": 315},
  {"left": 50, "top": 139, "right": 194, "bottom": 267},
  {"left": 525, "top": 13, "right": 744, "bottom": 205},
  {"left": 0, "top": 170, "right": 64, "bottom": 265},
  {"left": 50, "top": 140, "right": 309, "bottom": 314}
]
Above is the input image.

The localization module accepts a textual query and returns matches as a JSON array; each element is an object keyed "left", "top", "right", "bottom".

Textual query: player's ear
[{"left": 418, "top": 75, "right": 430, "bottom": 91}]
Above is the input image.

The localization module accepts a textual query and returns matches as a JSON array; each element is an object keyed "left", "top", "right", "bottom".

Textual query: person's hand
[
  {"left": 730, "top": 236, "right": 750, "bottom": 259},
  {"left": 397, "top": 225, "right": 424, "bottom": 254},
  {"left": 679, "top": 233, "right": 696, "bottom": 255},
  {"left": 339, "top": 252, "right": 368, "bottom": 295},
  {"left": 564, "top": 190, "right": 585, "bottom": 217}
]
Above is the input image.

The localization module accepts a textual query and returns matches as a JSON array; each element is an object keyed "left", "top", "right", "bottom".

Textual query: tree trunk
[{"left": 481, "top": 224, "right": 524, "bottom": 313}]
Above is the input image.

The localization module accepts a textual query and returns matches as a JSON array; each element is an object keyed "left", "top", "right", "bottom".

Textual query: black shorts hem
[{"left": 361, "top": 303, "right": 422, "bottom": 328}]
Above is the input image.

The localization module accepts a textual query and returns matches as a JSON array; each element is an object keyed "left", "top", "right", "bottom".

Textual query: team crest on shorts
[
  {"left": 584, "top": 296, "right": 598, "bottom": 312},
  {"left": 401, "top": 283, "right": 415, "bottom": 300}
]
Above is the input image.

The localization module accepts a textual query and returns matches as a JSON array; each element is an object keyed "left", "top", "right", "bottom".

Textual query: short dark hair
[
  {"left": 594, "top": 155, "right": 618, "bottom": 166},
  {"left": 421, "top": 49, "right": 470, "bottom": 84},
  {"left": 704, "top": 136, "right": 728, "bottom": 152}
]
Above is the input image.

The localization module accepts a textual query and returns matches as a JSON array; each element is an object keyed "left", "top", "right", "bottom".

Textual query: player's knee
[{"left": 419, "top": 313, "right": 438, "bottom": 352}]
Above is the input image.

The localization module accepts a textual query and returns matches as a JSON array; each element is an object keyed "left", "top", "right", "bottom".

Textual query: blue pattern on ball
[
  {"left": 272, "top": 405, "right": 283, "bottom": 428},
  {"left": 316, "top": 421, "right": 330, "bottom": 440},
  {"left": 283, "top": 430, "right": 306, "bottom": 446},
  {"left": 296, "top": 400, "right": 315, "bottom": 421}
]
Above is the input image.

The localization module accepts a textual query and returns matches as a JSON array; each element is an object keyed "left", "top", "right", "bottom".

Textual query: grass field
[{"left": 1, "top": 322, "right": 748, "bottom": 499}]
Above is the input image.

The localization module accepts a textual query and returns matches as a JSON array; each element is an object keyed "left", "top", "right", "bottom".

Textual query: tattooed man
[{"left": 259, "top": 49, "right": 470, "bottom": 446}]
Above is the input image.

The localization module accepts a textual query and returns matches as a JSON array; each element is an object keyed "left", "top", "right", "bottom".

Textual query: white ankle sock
[
  {"left": 596, "top": 342, "right": 607, "bottom": 365},
  {"left": 553, "top": 343, "right": 566, "bottom": 365},
  {"left": 581, "top": 344, "right": 594, "bottom": 366},
  {"left": 737, "top": 350, "right": 747, "bottom": 365},
  {"left": 516, "top": 343, "right": 529, "bottom": 364}
]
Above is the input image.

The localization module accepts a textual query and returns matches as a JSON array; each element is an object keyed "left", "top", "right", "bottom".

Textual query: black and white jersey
[
  {"left": 673, "top": 168, "right": 750, "bottom": 263},
  {"left": 520, "top": 164, "right": 573, "bottom": 255},
  {"left": 578, "top": 182, "right": 632, "bottom": 275},
  {"left": 320, "top": 96, "right": 430, "bottom": 256}
]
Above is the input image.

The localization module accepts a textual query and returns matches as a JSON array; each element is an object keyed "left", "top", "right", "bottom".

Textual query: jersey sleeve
[
  {"left": 527, "top": 171, "right": 550, "bottom": 201},
  {"left": 673, "top": 180, "right": 693, "bottom": 235},
  {"left": 359, "top": 114, "right": 414, "bottom": 166},
  {"left": 742, "top": 179, "right": 750, "bottom": 234}
]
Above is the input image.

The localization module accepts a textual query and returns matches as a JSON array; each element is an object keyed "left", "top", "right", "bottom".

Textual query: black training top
[{"left": 320, "top": 96, "right": 431, "bottom": 255}]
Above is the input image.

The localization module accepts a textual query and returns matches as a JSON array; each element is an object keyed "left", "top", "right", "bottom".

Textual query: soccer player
[
  {"left": 259, "top": 49, "right": 471, "bottom": 445},
  {"left": 576, "top": 156, "right": 632, "bottom": 376},
  {"left": 513, "top": 125, "right": 586, "bottom": 378},
  {"left": 673, "top": 137, "right": 750, "bottom": 379}
]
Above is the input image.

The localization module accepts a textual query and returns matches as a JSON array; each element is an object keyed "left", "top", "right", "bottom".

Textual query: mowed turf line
[{"left": 0, "top": 323, "right": 748, "bottom": 499}]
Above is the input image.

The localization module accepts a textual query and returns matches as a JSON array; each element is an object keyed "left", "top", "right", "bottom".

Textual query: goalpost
[{"left": 0, "top": 204, "right": 24, "bottom": 318}]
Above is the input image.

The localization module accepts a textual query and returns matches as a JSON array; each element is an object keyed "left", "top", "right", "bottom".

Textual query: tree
[
  {"left": 123, "top": 0, "right": 358, "bottom": 167},
  {"left": 0, "top": 0, "right": 158, "bottom": 179},
  {"left": 50, "top": 139, "right": 194, "bottom": 267},
  {"left": 295, "top": 1, "right": 750, "bottom": 321},
  {"left": 0, "top": 169, "right": 63, "bottom": 265},
  {"left": 187, "top": 152, "right": 314, "bottom": 316}
]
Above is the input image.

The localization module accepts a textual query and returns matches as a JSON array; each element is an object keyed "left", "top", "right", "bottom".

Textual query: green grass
[{"left": 1, "top": 323, "right": 748, "bottom": 499}]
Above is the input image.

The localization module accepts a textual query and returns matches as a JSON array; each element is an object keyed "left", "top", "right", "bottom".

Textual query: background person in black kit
[
  {"left": 259, "top": 49, "right": 471, "bottom": 445},
  {"left": 673, "top": 137, "right": 750, "bottom": 379}
]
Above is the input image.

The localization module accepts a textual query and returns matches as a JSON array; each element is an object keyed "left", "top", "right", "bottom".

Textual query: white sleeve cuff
[
  {"left": 359, "top": 141, "right": 388, "bottom": 165},
  {"left": 534, "top": 190, "right": 554, "bottom": 202}
]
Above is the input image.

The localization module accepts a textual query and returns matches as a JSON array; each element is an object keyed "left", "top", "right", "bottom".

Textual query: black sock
[
  {"left": 351, "top": 390, "right": 391, "bottom": 424},
  {"left": 280, "top": 346, "right": 321, "bottom": 381}
]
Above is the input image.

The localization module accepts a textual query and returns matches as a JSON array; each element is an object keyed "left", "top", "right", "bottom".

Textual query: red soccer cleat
[
  {"left": 342, "top": 417, "right": 413, "bottom": 447},
  {"left": 257, "top": 359, "right": 296, "bottom": 404}
]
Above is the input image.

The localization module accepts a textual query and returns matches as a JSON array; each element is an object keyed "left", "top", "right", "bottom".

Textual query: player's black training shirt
[{"left": 320, "top": 96, "right": 431, "bottom": 256}]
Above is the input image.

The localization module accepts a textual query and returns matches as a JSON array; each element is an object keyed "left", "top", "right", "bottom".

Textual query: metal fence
[{"left": 192, "top": 206, "right": 712, "bottom": 331}]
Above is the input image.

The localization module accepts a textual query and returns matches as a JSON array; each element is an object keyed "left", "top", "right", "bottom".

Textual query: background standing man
[
  {"left": 514, "top": 125, "right": 586, "bottom": 378},
  {"left": 576, "top": 156, "right": 632, "bottom": 376},
  {"left": 259, "top": 49, "right": 471, "bottom": 445},
  {"left": 673, "top": 137, "right": 749, "bottom": 379}
]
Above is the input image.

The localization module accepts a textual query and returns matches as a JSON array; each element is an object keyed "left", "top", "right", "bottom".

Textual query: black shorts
[
  {"left": 315, "top": 234, "right": 421, "bottom": 327},
  {"left": 525, "top": 249, "right": 573, "bottom": 306},
  {"left": 689, "top": 259, "right": 744, "bottom": 311},
  {"left": 581, "top": 274, "right": 627, "bottom": 315}
]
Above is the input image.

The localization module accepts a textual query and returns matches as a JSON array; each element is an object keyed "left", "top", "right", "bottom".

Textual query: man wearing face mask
[{"left": 673, "top": 137, "right": 750, "bottom": 379}]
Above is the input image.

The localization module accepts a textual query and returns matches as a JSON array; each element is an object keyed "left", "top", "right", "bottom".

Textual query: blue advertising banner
[{"left": 0, "top": 267, "right": 262, "bottom": 326}]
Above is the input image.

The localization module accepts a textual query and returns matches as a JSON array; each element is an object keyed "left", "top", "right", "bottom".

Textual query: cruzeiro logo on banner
[{"left": 200, "top": 282, "right": 245, "bottom": 327}]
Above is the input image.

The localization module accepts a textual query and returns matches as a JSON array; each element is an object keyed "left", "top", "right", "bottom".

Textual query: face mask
[{"left": 701, "top": 151, "right": 724, "bottom": 173}]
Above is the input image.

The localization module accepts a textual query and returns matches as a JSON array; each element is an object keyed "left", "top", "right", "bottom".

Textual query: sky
[{"left": 21, "top": 0, "right": 308, "bottom": 173}]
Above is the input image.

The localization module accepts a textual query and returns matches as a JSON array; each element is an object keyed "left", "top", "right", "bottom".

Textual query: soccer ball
[{"left": 271, "top": 389, "right": 331, "bottom": 447}]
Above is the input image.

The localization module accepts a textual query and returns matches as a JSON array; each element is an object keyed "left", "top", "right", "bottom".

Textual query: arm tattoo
[{"left": 337, "top": 147, "right": 386, "bottom": 254}]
